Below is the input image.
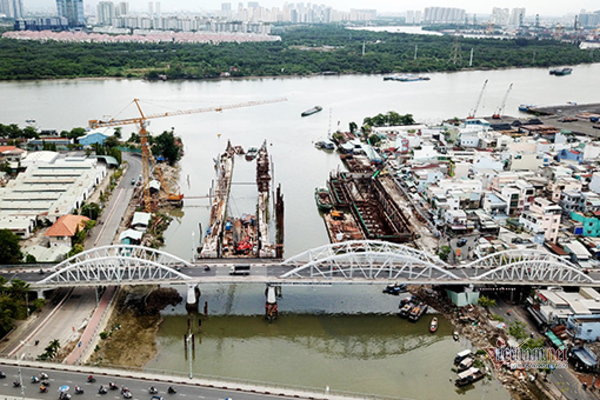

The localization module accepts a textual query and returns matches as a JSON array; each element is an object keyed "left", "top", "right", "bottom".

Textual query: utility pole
[
  {"left": 414, "top": 45, "right": 418, "bottom": 60},
  {"left": 186, "top": 333, "right": 193, "bottom": 379},
  {"left": 469, "top": 48, "right": 473, "bottom": 67},
  {"left": 452, "top": 36, "right": 462, "bottom": 65},
  {"left": 362, "top": 40, "right": 365, "bottom": 56}
]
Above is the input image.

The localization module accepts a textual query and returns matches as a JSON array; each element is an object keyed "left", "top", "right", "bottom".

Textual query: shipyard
[{"left": 3, "top": 65, "right": 600, "bottom": 400}]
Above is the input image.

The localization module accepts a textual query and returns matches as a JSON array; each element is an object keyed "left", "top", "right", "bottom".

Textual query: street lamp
[
  {"left": 191, "top": 231, "right": 195, "bottom": 263},
  {"left": 17, "top": 351, "right": 26, "bottom": 400},
  {"left": 185, "top": 333, "right": 193, "bottom": 379}
]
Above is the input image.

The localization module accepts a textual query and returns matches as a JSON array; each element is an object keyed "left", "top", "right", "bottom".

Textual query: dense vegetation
[
  {"left": 0, "top": 25, "right": 596, "bottom": 80},
  {"left": 0, "top": 275, "right": 45, "bottom": 338}
]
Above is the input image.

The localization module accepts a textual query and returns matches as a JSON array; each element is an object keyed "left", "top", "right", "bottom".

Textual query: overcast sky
[{"left": 25, "top": 0, "right": 598, "bottom": 16}]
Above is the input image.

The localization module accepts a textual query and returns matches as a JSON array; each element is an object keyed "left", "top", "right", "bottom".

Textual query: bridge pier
[{"left": 186, "top": 284, "right": 198, "bottom": 307}]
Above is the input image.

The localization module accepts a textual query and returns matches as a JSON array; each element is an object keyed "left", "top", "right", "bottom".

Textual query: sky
[{"left": 24, "top": 0, "right": 599, "bottom": 16}]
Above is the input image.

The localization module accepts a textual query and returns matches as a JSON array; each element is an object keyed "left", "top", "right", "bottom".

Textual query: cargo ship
[{"left": 301, "top": 106, "right": 323, "bottom": 117}]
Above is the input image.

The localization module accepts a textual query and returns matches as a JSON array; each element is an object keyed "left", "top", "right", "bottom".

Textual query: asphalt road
[{"left": 0, "top": 363, "right": 326, "bottom": 400}]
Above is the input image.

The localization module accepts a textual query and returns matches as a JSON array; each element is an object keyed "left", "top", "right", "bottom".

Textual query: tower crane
[
  {"left": 89, "top": 97, "right": 287, "bottom": 212},
  {"left": 467, "top": 79, "right": 488, "bottom": 119},
  {"left": 492, "top": 83, "right": 513, "bottom": 119}
]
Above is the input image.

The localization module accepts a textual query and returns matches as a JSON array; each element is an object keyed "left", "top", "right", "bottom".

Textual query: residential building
[
  {"left": 519, "top": 197, "right": 561, "bottom": 244},
  {"left": 0, "top": 0, "right": 23, "bottom": 19},
  {"left": 79, "top": 131, "right": 109, "bottom": 146},
  {"left": 45, "top": 214, "right": 90, "bottom": 246},
  {"left": 97, "top": 1, "right": 115, "bottom": 25},
  {"left": 56, "top": 0, "right": 85, "bottom": 27},
  {"left": 571, "top": 211, "right": 600, "bottom": 237},
  {"left": 423, "top": 7, "right": 466, "bottom": 24}
]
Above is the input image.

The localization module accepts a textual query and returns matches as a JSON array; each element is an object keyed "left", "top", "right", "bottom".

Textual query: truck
[{"left": 230, "top": 265, "right": 251, "bottom": 276}]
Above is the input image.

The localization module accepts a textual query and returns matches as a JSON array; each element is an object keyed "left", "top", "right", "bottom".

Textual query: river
[{"left": 2, "top": 64, "right": 599, "bottom": 399}]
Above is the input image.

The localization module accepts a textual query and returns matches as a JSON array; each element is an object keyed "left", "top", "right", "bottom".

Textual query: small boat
[
  {"left": 457, "top": 356, "right": 475, "bottom": 372},
  {"left": 408, "top": 302, "right": 428, "bottom": 322},
  {"left": 455, "top": 367, "right": 486, "bottom": 387},
  {"left": 315, "top": 140, "right": 335, "bottom": 151},
  {"left": 314, "top": 187, "right": 333, "bottom": 212},
  {"left": 383, "top": 74, "right": 430, "bottom": 82},
  {"left": 383, "top": 283, "right": 407, "bottom": 296},
  {"left": 549, "top": 67, "right": 572, "bottom": 76},
  {"left": 429, "top": 317, "right": 438, "bottom": 333},
  {"left": 301, "top": 106, "right": 323, "bottom": 117},
  {"left": 245, "top": 147, "right": 258, "bottom": 161},
  {"left": 518, "top": 104, "right": 534, "bottom": 112},
  {"left": 453, "top": 331, "right": 459, "bottom": 341}
]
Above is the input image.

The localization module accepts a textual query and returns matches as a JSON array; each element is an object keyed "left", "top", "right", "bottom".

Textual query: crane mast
[
  {"left": 467, "top": 79, "right": 488, "bottom": 119},
  {"left": 492, "top": 83, "right": 513, "bottom": 119},
  {"left": 89, "top": 97, "right": 287, "bottom": 212}
]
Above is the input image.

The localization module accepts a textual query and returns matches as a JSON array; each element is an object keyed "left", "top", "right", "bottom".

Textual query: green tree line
[{"left": 0, "top": 25, "right": 596, "bottom": 80}]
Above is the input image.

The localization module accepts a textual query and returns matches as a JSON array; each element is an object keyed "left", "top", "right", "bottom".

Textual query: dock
[
  {"left": 199, "top": 142, "right": 235, "bottom": 258},
  {"left": 256, "top": 141, "right": 276, "bottom": 258}
]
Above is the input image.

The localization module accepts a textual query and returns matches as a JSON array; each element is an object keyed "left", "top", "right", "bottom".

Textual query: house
[
  {"left": 28, "top": 136, "right": 72, "bottom": 150},
  {"left": 131, "top": 212, "right": 152, "bottom": 231},
  {"left": 571, "top": 211, "right": 600, "bottom": 238},
  {"left": 44, "top": 214, "right": 90, "bottom": 246},
  {"left": 519, "top": 198, "right": 562, "bottom": 244},
  {"left": 119, "top": 229, "right": 144, "bottom": 245},
  {"left": 557, "top": 149, "right": 584, "bottom": 164}
]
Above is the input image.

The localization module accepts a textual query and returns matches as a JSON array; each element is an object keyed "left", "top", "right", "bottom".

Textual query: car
[
  {"left": 131, "top": 178, "right": 136, "bottom": 185},
  {"left": 151, "top": 395, "right": 164, "bottom": 400}
]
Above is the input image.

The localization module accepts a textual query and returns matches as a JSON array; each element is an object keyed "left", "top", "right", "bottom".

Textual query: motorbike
[
  {"left": 168, "top": 387, "right": 177, "bottom": 394},
  {"left": 13, "top": 380, "right": 21, "bottom": 387},
  {"left": 0, "top": 371, "right": 6, "bottom": 378},
  {"left": 59, "top": 393, "right": 72, "bottom": 400},
  {"left": 109, "top": 382, "right": 118, "bottom": 390},
  {"left": 204, "top": 265, "right": 211, "bottom": 271},
  {"left": 40, "top": 385, "right": 48, "bottom": 393},
  {"left": 41, "top": 379, "right": 50, "bottom": 387},
  {"left": 75, "top": 386, "right": 84, "bottom": 395},
  {"left": 31, "top": 376, "right": 40, "bottom": 383},
  {"left": 87, "top": 376, "right": 96, "bottom": 383},
  {"left": 98, "top": 386, "right": 108, "bottom": 395},
  {"left": 122, "top": 390, "right": 132, "bottom": 399},
  {"left": 40, "top": 372, "right": 49, "bottom": 380},
  {"left": 148, "top": 387, "right": 158, "bottom": 394}
]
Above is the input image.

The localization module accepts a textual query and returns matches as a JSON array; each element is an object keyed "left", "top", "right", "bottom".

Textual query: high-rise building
[
  {"left": 148, "top": 1, "right": 153, "bottom": 16},
  {"left": 1, "top": 0, "right": 23, "bottom": 19},
  {"left": 423, "top": 7, "right": 465, "bottom": 24},
  {"left": 116, "top": 2, "right": 128, "bottom": 17},
  {"left": 490, "top": 7, "right": 509, "bottom": 26},
  {"left": 508, "top": 8, "right": 525, "bottom": 27},
  {"left": 97, "top": 1, "right": 115, "bottom": 25},
  {"left": 155, "top": 2, "right": 160, "bottom": 16},
  {"left": 56, "top": 0, "right": 85, "bottom": 27}
]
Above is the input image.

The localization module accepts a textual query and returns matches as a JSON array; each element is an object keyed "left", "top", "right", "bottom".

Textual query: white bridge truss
[
  {"left": 281, "top": 240, "right": 460, "bottom": 282},
  {"left": 38, "top": 245, "right": 193, "bottom": 287},
  {"left": 468, "top": 249, "right": 594, "bottom": 284}
]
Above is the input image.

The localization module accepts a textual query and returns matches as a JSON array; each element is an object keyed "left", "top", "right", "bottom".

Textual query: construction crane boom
[
  {"left": 89, "top": 97, "right": 287, "bottom": 212},
  {"left": 493, "top": 83, "right": 513, "bottom": 119},
  {"left": 467, "top": 79, "right": 488, "bottom": 119}
]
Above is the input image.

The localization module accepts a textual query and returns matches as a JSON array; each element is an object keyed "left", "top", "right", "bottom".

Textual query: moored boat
[
  {"left": 314, "top": 187, "right": 333, "bottom": 212},
  {"left": 245, "top": 147, "right": 258, "bottom": 161},
  {"left": 315, "top": 140, "right": 335, "bottom": 150},
  {"left": 457, "top": 356, "right": 475, "bottom": 372},
  {"left": 399, "top": 300, "right": 416, "bottom": 318},
  {"left": 408, "top": 302, "right": 428, "bottom": 322},
  {"left": 383, "top": 283, "right": 407, "bottom": 295},
  {"left": 301, "top": 106, "right": 323, "bottom": 117},
  {"left": 429, "top": 317, "right": 438, "bottom": 333},
  {"left": 383, "top": 74, "right": 430, "bottom": 82},
  {"left": 455, "top": 367, "right": 486, "bottom": 387}
]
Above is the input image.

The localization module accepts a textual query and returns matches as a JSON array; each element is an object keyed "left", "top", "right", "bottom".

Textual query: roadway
[{"left": 0, "top": 361, "right": 346, "bottom": 400}]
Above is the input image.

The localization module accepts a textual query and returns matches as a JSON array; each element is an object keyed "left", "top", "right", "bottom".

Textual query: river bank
[{"left": 87, "top": 286, "right": 182, "bottom": 368}]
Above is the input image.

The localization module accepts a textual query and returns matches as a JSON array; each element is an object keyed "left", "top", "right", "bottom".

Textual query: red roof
[
  {"left": 45, "top": 215, "right": 90, "bottom": 237},
  {"left": 0, "top": 145, "right": 17, "bottom": 153}
]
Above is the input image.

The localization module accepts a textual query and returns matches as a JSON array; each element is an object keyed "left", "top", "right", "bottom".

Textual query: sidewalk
[{"left": 64, "top": 286, "right": 118, "bottom": 365}]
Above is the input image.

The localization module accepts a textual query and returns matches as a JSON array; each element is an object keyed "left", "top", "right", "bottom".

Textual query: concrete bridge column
[{"left": 186, "top": 284, "right": 198, "bottom": 306}]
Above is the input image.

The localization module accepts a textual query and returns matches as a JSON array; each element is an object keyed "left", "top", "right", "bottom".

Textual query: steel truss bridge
[{"left": 18, "top": 241, "right": 599, "bottom": 289}]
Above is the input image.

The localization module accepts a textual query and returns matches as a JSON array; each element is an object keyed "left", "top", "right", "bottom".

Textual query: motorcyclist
[
  {"left": 40, "top": 372, "right": 48, "bottom": 379},
  {"left": 168, "top": 386, "right": 176, "bottom": 394},
  {"left": 13, "top": 380, "right": 21, "bottom": 387},
  {"left": 32, "top": 375, "right": 40, "bottom": 383},
  {"left": 149, "top": 386, "right": 157, "bottom": 394},
  {"left": 40, "top": 385, "right": 48, "bottom": 392},
  {"left": 75, "top": 386, "right": 83, "bottom": 394}
]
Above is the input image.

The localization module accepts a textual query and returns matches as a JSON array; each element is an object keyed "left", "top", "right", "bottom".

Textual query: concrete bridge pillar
[
  {"left": 36, "top": 289, "right": 45, "bottom": 299},
  {"left": 186, "top": 284, "right": 198, "bottom": 306}
]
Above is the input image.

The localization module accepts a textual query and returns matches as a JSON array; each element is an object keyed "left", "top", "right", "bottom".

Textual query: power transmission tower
[{"left": 452, "top": 36, "right": 462, "bottom": 65}]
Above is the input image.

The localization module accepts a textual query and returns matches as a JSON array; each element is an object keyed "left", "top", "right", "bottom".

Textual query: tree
[
  {"left": 509, "top": 320, "right": 528, "bottom": 340},
  {"left": 81, "top": 202, "right": 101, "bottom": 220},
  {"left": 151, "top": 130, "right": 183, "bottom": 165},
  {"left": 38, "top": 339, "right": 61, "bottom": 361},
  {"left": 478, "top": 295, "right": 496, "bottom": 309},
  {"left": 68, "top": 127, "right": 87, "bottom": 140},
  {"left": 349, "top": 121, "right": 357, "bottom": 134},
  {"left": 0, "top": 229, "right": 22, "bottom": 264},
  {"left": 68, "top": 244, "right": 85, "bottom": 258},
  {"left": 113, "top": 127, "right": 122, "bottom": 139},
  {"left": 438, "top": 245, "right": 451, "bottom": 261}
]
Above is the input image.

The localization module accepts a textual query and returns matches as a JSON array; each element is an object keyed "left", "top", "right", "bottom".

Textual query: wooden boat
[
  {"left": 399, "top": 301, "right": 415, "bottom": 318},
  {"left": 429, "top": 317, "right": 438, "bottom": 333},
  {"left": 455, "top": 367, "right": 486, "bottom": 387},
  {"left": 408, "top": 302, "right": 428, "bottom": 322},
  {"left": 457, "top": 356, "right": 475, "bottom": 372},
  {"left": 314, "top": 187, "right": 333, "bottom": 212}
]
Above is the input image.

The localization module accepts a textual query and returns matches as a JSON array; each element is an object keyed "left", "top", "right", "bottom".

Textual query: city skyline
[{"left": 19, "top": 0, "right": 600, "bottom": 16}]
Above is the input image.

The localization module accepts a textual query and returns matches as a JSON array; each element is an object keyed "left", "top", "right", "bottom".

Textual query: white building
[{"left": 518, "top": 197, "right": 562, "bottom": 244}]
